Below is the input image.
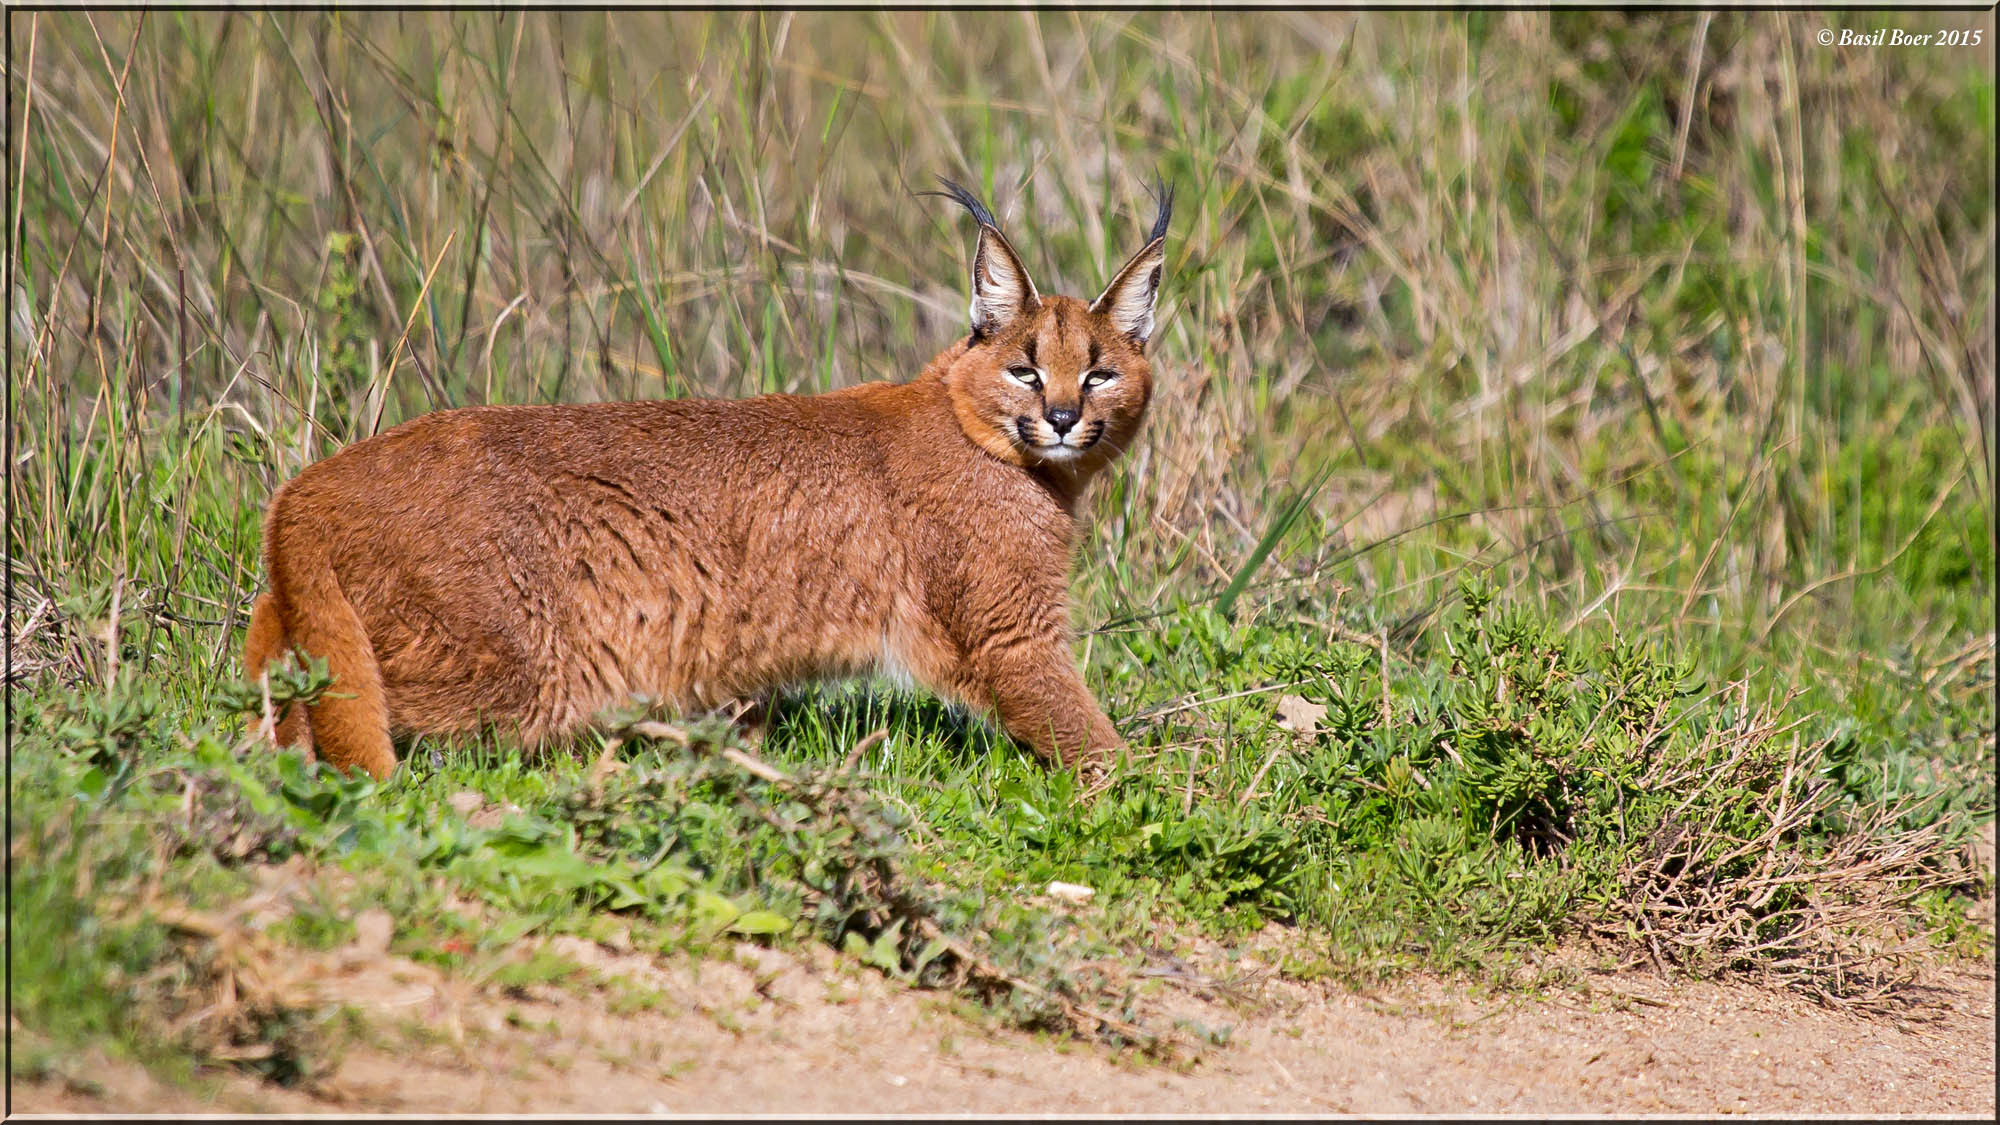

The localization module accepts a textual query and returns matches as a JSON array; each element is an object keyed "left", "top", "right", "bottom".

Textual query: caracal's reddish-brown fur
[{"left": 243, "top": 179, "right": 1171, "bottom": 780}]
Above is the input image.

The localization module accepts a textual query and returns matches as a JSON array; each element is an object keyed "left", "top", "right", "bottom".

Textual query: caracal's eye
[
  {"left": 1083, "top": 369, "right": 1118, "bottom": 389},
  {"left": 1007, "top": 366, "right": 1043, "bottom": 390}
]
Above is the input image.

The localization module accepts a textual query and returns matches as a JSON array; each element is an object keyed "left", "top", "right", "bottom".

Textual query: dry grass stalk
[{"left": 1601, "top": 710, "right": 1968, "bottom": 1009}]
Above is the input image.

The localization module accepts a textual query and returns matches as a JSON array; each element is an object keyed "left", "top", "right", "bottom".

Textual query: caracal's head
[{"left": 932, "top": 178, "right": 1170, "bottom": 481}]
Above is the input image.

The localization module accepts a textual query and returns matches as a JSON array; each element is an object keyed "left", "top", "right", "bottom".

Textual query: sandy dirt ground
[{"left": 14, "top": 920, "right": 1995, "bottom": 1117}]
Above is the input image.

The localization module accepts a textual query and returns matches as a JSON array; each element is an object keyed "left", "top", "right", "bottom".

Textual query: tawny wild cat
[{"left": 243, "top": 179, "right": 1170, "bottom": 780}]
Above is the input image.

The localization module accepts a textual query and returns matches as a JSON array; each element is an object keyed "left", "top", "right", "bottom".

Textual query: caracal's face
[
  {"left": 934, "top": 178, "right": 1169, "bottom": 480},
  {"left": 964, "top": 296, "right": 1153, "bottom": 471}
]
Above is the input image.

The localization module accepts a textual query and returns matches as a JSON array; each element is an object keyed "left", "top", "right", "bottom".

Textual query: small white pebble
[{"left": 1046, "top": 881, "right": 1096, "bottom": 903}]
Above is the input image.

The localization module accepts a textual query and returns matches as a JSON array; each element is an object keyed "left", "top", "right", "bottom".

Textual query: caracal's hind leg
[{"left": 263, "top": 530, "right": 398, "bottom": 780}]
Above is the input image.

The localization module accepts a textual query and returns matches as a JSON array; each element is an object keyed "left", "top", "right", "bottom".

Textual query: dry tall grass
[{"left": 10, "top": 10, "right": 1994, "bottom": 693}]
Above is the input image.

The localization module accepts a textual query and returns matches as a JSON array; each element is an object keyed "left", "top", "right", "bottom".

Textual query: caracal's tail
[{"left": 242, "top": 508, "right": 397, "bottom": 779}]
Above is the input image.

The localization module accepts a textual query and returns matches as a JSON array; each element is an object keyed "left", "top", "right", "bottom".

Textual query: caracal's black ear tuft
[
  {"left": 929, "top": 176, "right": 1000, "bottom": 230},
  {"left": 1147, "top": 177, "right": 1174, "bottom": 245},
  {"left": 1091, "top": 181, "right": 1172, "bottom": 348},
  {"left": 925, "top": 176, "right": 1040, "bottom": 338}
]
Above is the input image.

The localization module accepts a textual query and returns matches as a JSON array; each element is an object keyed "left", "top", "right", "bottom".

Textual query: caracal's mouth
[{"left": 1013, "top": 417, "right": 1104, "bottom": 460}]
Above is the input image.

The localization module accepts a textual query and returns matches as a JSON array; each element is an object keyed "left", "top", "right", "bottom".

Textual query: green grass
[{"left": 9, "top": 7, "right": 1994, "bottom": 1091}]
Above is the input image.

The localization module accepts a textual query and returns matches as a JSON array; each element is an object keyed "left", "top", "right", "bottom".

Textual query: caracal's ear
[
  {"left": 929, "top": 177, "right": 1040, "bottom": 338},
  {"left": 1091, "top": 181, "right": 1173, "bottom": 348}
]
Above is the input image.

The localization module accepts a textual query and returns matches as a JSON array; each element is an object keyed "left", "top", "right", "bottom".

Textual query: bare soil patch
[{"left": 15, "top": 927, "right": 1993, "bottom": 1116}]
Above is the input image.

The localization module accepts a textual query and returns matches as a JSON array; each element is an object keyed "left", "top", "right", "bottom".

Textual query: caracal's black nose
[{"left": 1045, "top": 407, "right": 1080, "bottom": 435}]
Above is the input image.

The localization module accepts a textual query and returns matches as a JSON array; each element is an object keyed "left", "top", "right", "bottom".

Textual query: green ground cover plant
[{"left": 9, "top": 8, "right": 1993, "bottom": 1087}]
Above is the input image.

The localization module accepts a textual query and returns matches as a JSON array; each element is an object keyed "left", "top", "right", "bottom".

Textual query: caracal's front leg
[{"left": 967, "top": 635, "right": 1123, "bottom": 774}]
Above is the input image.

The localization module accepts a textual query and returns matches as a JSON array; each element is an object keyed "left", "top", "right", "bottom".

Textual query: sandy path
[{"left": 15, "top": 931, "right": 1994, "bottom": 1116}]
